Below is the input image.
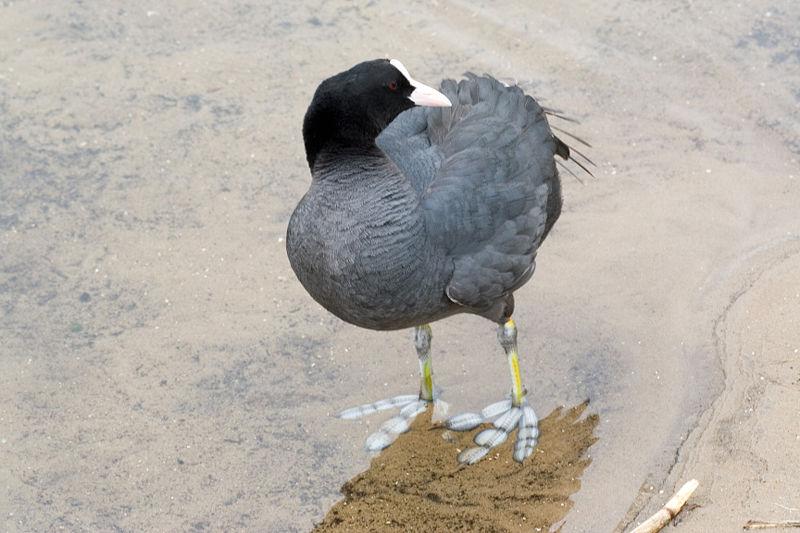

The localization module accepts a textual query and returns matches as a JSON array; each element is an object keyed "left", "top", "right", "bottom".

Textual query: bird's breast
[{"left": 286, "top": 181, "right": 453, "bottom": 330}]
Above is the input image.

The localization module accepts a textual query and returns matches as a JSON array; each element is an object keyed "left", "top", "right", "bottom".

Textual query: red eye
[{"left": 388, "top": 80, "right": 398, "bottom": 91}]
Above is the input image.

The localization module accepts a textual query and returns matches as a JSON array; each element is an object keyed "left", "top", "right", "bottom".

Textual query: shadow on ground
[{"left": 314, "top": 402, "right": 598, "bottom": 532}]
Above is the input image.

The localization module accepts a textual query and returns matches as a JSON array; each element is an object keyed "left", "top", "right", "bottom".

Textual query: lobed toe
[{"left": 445, "top": 412, "right": 484, "bottom": 431}]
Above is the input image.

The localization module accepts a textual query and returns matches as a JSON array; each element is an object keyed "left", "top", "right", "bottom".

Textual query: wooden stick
[
  {"left": 744, "top": 520, "right": 800, "bottom": 530},
  {"left": 630, "top": 479, "right": 700, "bottom": 533}
]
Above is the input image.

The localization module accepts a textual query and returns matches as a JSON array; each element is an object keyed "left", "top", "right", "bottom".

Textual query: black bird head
[{"left": 303, "top": 59, "right": 451, "bottom": 169}]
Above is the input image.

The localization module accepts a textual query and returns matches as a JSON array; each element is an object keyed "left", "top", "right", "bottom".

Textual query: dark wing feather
[
  {"left": 421, "top": 75, "right": 562, "bottom": 311},
  {"left": 376, "top": 107, "right": 443, "bottom": 196}
]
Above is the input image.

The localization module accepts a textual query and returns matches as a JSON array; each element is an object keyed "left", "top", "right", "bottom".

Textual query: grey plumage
[{"left": 287, "top": 73, "right": 563, "bottom": 329}]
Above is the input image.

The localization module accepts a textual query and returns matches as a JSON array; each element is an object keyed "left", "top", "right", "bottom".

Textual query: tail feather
[
  {"left": 550, "top": 125, "right": 596, "bottom": 181},
  {"left": 554, "top": 136, "right": 571, "bottom": 160}
]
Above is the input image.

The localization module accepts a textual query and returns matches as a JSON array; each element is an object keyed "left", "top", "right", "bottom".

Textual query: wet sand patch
[{"left": 314, "top": 402, "right": 598, "bottom": 532}]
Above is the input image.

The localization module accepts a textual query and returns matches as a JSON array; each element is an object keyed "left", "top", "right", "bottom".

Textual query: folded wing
[{"left": 379, "top": 74, "right": 562, "bottom": 312}]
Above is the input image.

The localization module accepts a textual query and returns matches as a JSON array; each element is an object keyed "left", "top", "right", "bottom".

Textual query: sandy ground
[
  {"left": 1, "top": 1, "right": 799, "bottom": 532},
  {"left": 314, "top": 404, "right": 597, "bottom": 532}
]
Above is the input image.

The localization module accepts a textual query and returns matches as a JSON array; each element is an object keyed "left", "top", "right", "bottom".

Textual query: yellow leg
[
  {"left": 446, "top": 317, "right": 537, "bottom": 464},
  {"left": 499, "top": 318, "right": 525, "bottom": 407},
  {"left": 336, "top": 324, "right": 437, "bottom": 453},
  {"left": 414, "top": 324, "right": 434, "bottom": 401}
]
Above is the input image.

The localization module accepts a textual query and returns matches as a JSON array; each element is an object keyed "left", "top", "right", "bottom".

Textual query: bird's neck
[
  {"left": 310, "top": 143, "right": 390, "bottom": 183},
  {"left": 302, "top": 98, "right": 382, "bottom": 170}
]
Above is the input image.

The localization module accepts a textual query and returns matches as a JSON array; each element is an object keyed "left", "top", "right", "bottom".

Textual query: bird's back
[{"left": 379, "top": 74, "right": 563, "bottom": 317}]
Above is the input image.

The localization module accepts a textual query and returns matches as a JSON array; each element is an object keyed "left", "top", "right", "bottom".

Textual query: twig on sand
[
  {"left": 744, "top": 520, "right": 800, "bottom": 530},
  {"left": 630, "top": 479, "right": 700, "bottom": 533}
]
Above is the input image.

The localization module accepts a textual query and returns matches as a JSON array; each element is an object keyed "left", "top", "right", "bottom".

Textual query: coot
[{"left": 287, "top": 59, "right": 579, "bottom": 464}]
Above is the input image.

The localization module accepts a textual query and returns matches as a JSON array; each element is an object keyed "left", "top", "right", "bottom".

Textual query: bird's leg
[
  {"left": 445, "top": 317, "right": 539, "bottom": 464},
  {"left": 416, "top": 323, "right": 434, "bottom": 401},
  {"left": 337, "top": 324, "right": 445, "bottom": 452},
  {"left": 500, "top": 318, "right": 525, "bottom": 407}
]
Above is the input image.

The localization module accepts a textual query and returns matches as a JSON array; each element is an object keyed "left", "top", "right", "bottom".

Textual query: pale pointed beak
[
  {"left": 408, "top": 81, "right": 452, "bottom": 107},
  {"left": 389, "top": 59, "right": 451, "bottom": 108}
]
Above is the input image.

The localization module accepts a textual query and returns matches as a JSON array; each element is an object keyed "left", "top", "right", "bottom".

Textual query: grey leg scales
[
  {"left": 337, "top": 324, "right": 445, "bottom": 451},
  {"left": 445, "top": 317, "right": 540, "bottom": 464}
]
